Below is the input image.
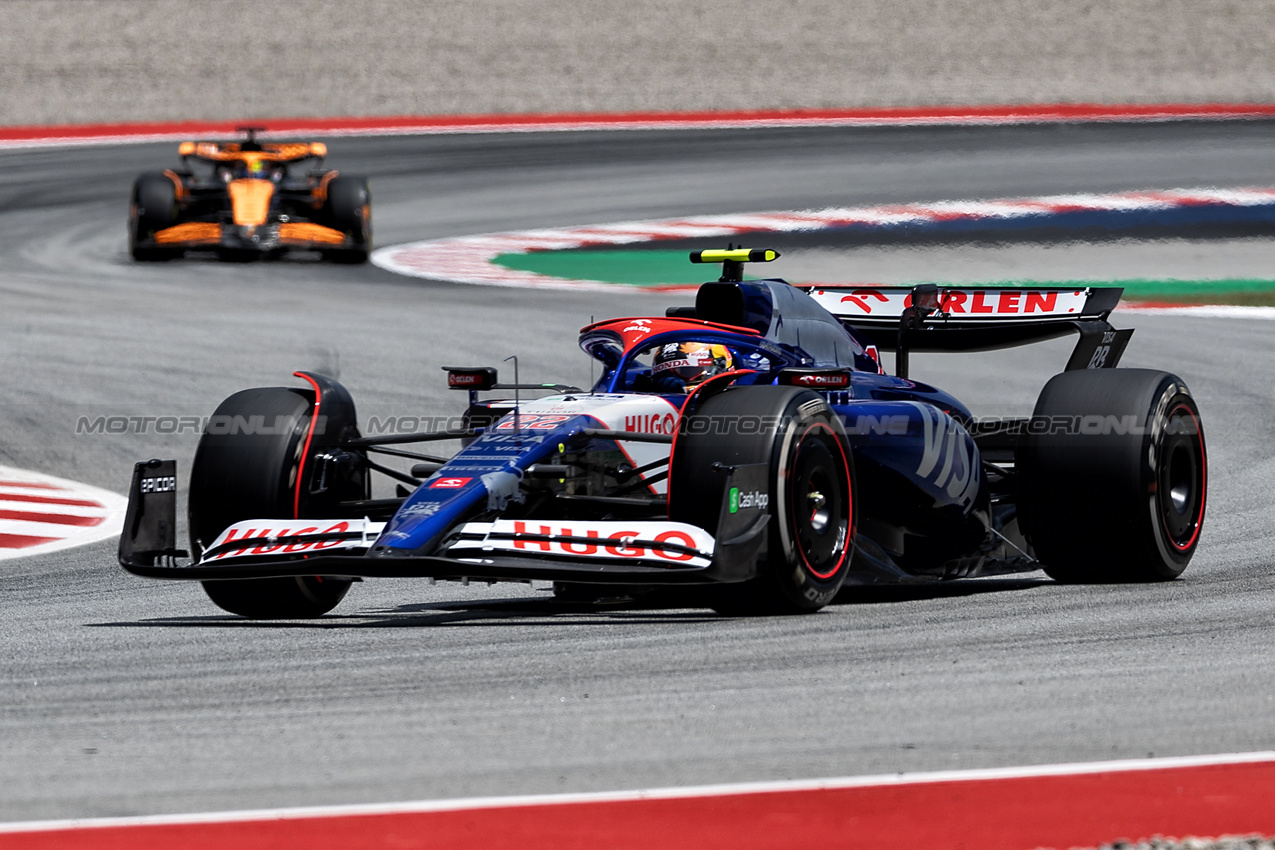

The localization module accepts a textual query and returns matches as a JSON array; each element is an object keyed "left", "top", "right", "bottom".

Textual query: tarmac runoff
[
  {"left": 493, "top": 240, "right": 1275, "bottom": 308},
  {"left": 375, "top": 187, "right": 1275, "bottom": 312}
]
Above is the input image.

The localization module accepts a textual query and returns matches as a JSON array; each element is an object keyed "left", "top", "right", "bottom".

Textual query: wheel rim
[
  {"left": 788, "top": 424, "right": 851, "bottom": 580},
  {"left": 1158, "top": 403, "right": 1206, "bottom": 552}
]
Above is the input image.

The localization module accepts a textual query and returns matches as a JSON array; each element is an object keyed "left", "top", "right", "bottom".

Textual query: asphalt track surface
[{"left": 1, "top": 121, "right": 1274, "bottom": 823}]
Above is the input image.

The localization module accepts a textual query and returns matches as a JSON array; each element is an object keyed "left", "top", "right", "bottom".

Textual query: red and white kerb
[{"left": 0, "top": 466, "right": 128, "bottom": 560}]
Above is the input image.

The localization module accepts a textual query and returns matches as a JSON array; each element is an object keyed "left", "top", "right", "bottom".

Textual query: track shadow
[
  {"left": 832, "top": 576, "right": 1050, "bottom": 605},
  {"left": 90, "top": 578, "right": 1048, "bottom": 629},
  {"left": 89, "top": 591, "right": 724, "bottom": 630}
]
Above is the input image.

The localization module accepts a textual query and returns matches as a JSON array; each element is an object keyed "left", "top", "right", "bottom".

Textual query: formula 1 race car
[
  {"left": 119, "top": 249, "right": 1206, "bottom": 618},
  {"left": 128, "top": 127, "right": 371, "bottom": 263}
]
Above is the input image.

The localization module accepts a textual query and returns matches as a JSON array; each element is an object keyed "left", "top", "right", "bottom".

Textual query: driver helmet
[
  {"left": 246, "top": 159, "right": 269, "bottom": 178},
  {"left": 652, "top": 341, "right": 734, "bottom": 387}
]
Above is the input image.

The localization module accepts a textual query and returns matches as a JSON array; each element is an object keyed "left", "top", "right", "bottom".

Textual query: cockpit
[
  {"left": 216, "top": 160, "right": 285, "bottom": 183},
  {"left": 578, "top": 278, "right": 877, "bottom": 394}
]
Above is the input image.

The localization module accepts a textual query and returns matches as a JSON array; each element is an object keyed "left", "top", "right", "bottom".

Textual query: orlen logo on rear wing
[
  {"left": 805, "top": 286, "right": 1100, "bottom": 324},
  {"left": 801, "top": 284, "right": 1130, "bottom": 371}
]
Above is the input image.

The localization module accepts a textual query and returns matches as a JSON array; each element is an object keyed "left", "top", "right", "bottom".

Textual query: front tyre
[
  {"left": 201, "top": 575, "right": 350, "bottom": 620},
  {"left": 670, "top": 386, "right": 855, "bottom": 614},
  {"left": 129, "top": 172, "right": 180, "bottom": 261},
  {"left": 1017, "top": 369, "right": 1206, "bottom": 582},
  {"left": 189, "top": 386, "right": 358, "bottom": 618},
  {"left": 321, "top": 175, "right": 371, "bottom": 264}
]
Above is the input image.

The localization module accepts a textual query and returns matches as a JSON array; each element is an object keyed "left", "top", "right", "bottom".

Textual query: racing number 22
[{"left": 495, "top": 414, "right": 572, "bottom": 430}]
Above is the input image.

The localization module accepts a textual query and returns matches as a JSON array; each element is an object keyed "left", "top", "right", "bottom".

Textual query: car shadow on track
[
  {"left": 89, "top": 592, "right": 724, "bottom": 629},
  {"left": 832, "top": 576, "right": 1051, "bottom": 605},
  {"left": 90, "top": 578, "right": 1049, "bottom": 629}
]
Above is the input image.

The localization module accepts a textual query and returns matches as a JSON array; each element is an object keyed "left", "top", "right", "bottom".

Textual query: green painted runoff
[{"left": 493, "top": 249, "right": 1275, "bottom": 304}]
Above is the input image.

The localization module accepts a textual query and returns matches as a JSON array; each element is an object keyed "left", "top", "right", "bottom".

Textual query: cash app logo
[{"left": 728, "top": 487, "right": 740, "bottom": 514}]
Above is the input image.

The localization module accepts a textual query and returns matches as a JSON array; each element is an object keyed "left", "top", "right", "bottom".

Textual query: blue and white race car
[{"left": 119, "top": 249, "right": 1207, "bottom": 618}]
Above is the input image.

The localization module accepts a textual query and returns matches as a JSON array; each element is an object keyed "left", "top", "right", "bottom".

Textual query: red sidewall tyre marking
[{"left": 789, "top": 422, "right": 852, "bottom": 581}]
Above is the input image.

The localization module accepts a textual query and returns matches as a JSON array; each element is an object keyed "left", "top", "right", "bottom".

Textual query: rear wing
[
  {"left": 177, "top": 129, "right": 326, "bottom": 166},
  {"left": 801, "top": 284, "right": 1132, "bottom": 377},
  {"left": 178, "top": 141, "right": 327, "bottom": 164}
]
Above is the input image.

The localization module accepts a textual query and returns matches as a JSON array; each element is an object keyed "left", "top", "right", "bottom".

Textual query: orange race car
[{"left": 128, "top": 127, "right": 371, "bottom": 263}]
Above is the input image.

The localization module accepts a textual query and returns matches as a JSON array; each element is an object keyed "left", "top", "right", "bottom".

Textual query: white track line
[
  {"left": 3, "top": 750, "right": 1272, "bottom": 834},
  {"left": 5, "top": 106, "right": 1275, "bottom": 151}
]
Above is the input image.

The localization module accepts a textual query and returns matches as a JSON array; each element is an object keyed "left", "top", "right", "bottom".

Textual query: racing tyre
[
  {"left": 129, "top": 172, "right": 180, "bottom": 261},
  {"left": 670, "top": 386, "right": 855, "bottom": 614},
  {"left": 189, "top": 386, "right": 363, "bottom": 618},
  {"left": 1017, "top": 369, "right": 1206, "bottom": 582},
  {"left": 321, "top": 175, "right": 371, "bottom": 264}
]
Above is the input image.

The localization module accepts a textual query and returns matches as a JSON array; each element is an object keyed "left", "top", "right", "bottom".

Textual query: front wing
[
  {"left": 118, "top": 460, "right": 770, "bottom": 586},
  {"left": 148, "top": 221, "right": 351, "bottom": 252}
]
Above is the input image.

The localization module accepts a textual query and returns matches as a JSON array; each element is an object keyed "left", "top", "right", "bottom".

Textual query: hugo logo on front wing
[
  {"left": 510, "top": 522, "right": 697, "bottom": 561},
  {"left": 206, "top": 521, "right": 353, "bottom": 559},
  {"left": 452, "top": 520, "right": 716, "bottom": 565}
]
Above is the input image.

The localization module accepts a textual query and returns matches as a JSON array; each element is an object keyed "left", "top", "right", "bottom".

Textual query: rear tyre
[
  {"left": 190, "top": 387, "right": 358, "bottom": 618},
  {"left": 129, "top": 172, "right": 180, "bottom": 261},
  {"left": 1017, "top": 369, "right": 1206, "bottom": 582},
  {"left": 321, "top": 175, "right": 371, "bottom": 263},
  {"left": 670, "top": 386, "right": 855, "bottom": 614}
]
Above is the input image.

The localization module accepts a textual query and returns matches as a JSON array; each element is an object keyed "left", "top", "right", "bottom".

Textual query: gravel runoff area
[
  {"left": 2, "top": 0, "right": 1274, "bottom": 126},
  {"left": 1076, "top": 840, "right": 1275, "bottom": 850}
]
